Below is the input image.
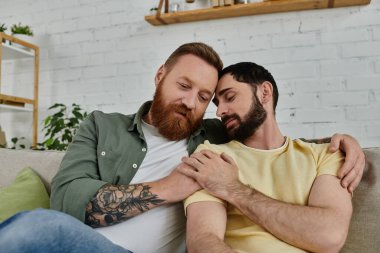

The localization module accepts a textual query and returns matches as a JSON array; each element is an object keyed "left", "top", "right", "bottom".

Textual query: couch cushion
[
  {"left": 341, "top": 148, "right": 380, "bottom": 252},
  {"left": 0, "top": 149, "right": 65, "bottom": 193},
  {"left": 0, "top": 167, "right": 50, "bottom": 222}
]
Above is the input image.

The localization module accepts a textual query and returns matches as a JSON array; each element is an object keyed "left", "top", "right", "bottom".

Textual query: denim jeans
[{"left": 0, "top": 209, "right": 132, "bottom": 253}]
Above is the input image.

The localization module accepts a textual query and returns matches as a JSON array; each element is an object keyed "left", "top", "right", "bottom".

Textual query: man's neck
[
  {"left": 143, "top": 110, "right": 153, "bottom": 125},
  {"left": 242, "top": 118, "right": 285, "bottom": 150}
]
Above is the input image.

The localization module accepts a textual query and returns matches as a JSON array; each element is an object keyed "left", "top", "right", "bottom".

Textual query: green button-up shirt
[{"left": 50, "top": 101, "right": 228, "bottom": 222}]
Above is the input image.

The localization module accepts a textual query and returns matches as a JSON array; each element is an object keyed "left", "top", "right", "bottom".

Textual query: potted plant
[
  {"left": 0, "top": 103, "right": 88, "bottom": 151},
  {"left": 10, "top": 23, "right": 34, "bottom": 48},
  {"left": 11, "top": 23, "right": 33, "bottom": 36},
  {"left": 38, "top": 103, "right": 88, "bottom": 151}
]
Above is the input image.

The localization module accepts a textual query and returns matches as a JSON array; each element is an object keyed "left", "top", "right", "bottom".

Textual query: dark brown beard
[
  {"left": 221, "top": 94, "right": 267, "bottom": 142},
  {"left": 150, "top": 82, "right": 203, "bottom": 141}
]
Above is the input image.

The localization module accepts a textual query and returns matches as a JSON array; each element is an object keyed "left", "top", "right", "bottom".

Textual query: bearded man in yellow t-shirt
[{"left": 178, "top": 62, "right": 353, "bottom": 253}]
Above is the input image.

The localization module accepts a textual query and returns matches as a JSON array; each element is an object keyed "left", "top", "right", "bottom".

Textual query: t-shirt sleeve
[
  {"left": 184, "top": 141, "right": 226, "bottom": 215},
  {"left": 184, "top": 189, "right": 226, "bottom": 215},
  {"left": 314, "top": 143, "right": 345, "bottom": 177}
]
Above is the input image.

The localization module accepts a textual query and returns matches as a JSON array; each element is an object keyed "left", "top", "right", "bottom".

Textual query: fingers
[
  {"left": 190, "top": 152, "right": 210, "bottom": 165},
  {"left": 340, "top": 165, "right": 357, "bottom": 188},
  {"left": 347, "top": 169, "right": 363, "bottom": 193},
  {"left": 198, "top": 150, "right": 235, "bottom": 165},
  {"left": 337, "top": 154, "right": 356, "bottom": 179},
  {"left": 329, "top": 133, "right": 343, "bottom": 153},
  {"left": 176, "top": 163, "right": 199, "bottom": 180},
  {"left": 220, "top": 152, "right": 235, "bottom": 165},
  {"left": 199, "top": 149, "right": 219, "bottom": 159},
  {"left": 190, "top": 150, "right": 226, "bottom": 165},
  {"left": 330, "top": 133, "right": 365, "bottom": 193},
  {"left": 342, "top": 153, "right": 365, "bottom": 193},
  {"left": 335, "top": 134, "right": 364, "bottom": 189},
  {"left": 182, "top": 156, "right": 204, "bottom": 171},
  {"left": 340, "top": 165, "right": 363, "bottom": 193}
]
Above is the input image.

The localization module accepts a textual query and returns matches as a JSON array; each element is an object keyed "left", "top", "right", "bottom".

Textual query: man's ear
[
  {"left": 260, "top": 81, "right": 273, "bottom": 104},
  {"left": 155, "top": 65, "right": 166, "bottom": 87}
]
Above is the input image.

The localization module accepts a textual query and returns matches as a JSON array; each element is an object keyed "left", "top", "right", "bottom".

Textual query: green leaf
[
  {"left": 48, "top": 103, "right": 65, "bottom": 110},
  {"left": 69, "top": 117, "right": 79, "bottom": 125},
  {"left": 72, "top": 110, "right": 82, "bottom": 119},
  {"left": 53, "top": 112, "right": 64, "bottom": 118},
  {"left": 45, "top": 138, "right": 54, "bottom": 147},
  {"left": 44, "top": 115, "right": 52, "bottom": 126}
]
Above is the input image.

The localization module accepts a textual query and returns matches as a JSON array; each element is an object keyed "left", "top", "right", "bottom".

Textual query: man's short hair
[
  {"left": 220, "top": 62, "right": 279, "bottom": 111},
  {"left": 164, "top": 42, "right": 223, "bottom": 73}
]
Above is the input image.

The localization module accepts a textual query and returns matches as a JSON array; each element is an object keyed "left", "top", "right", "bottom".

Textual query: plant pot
[{"left": 11, "top": 34, "right": 33, "bottom": 51}]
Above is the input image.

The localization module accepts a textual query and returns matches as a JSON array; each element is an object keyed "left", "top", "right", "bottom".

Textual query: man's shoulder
[
  {"left": 90, "top": 110, "right": 134, "bottom": 119},
  {"left": 201, "top": 118, "right": 223, "bottom": 129},
  {"left": 293, "top": 138, "right": 330, "bottom": 152},
  {"left": 200, "top": 118, "right": 229, "bottom": 144},
  {"left": 89, "top": 110, "right": 135, "bottom": 124},
  {"left": 196, "top": 140, "right": 236, "bottom": 154},
  {"left": 292, "top": 138, "right": 343, "bottom": 163}
]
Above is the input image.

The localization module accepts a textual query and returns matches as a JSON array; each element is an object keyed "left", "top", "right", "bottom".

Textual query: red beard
[{"left": 150, "top": 84, "right": 203, "bottom": 141}]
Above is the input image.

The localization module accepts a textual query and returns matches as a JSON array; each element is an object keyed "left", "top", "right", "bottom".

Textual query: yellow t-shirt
[{"left": 184, "top": 137, "right": 344, "bottom": 253}]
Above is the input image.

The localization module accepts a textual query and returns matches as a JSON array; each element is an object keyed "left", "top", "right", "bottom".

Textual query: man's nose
[
  {"left": 182, "top": 93, "right": 197, "bottom": 110},
  {"left": 216, "top": 103, "right": 227, "bottom": 118}
]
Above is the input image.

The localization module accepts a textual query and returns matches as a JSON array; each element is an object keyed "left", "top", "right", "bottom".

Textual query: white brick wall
[{"left": 1, "top": 0, "right": 380, "bottom": 147}]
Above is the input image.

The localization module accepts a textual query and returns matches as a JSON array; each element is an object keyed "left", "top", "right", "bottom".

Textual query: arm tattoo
[
  {"left": 300, "top": 137, "right": 331, "bottom": 144},
  {"left": 85, "top": 183, "right": 165, "bottom": 228}
]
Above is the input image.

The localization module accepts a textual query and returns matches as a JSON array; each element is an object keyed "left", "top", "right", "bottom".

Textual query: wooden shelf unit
[
  {"left": 145, "top": 0, "right": 371, "bottom": 26},
  {"left": 0, "top": 32, "right": 39, "bottom": 147}
]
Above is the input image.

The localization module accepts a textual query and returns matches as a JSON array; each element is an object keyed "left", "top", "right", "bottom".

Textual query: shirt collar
[{"left": 128, "top": 101, "right": 152, "bottom": 137}]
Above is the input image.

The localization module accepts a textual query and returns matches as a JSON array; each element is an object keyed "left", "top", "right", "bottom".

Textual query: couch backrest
[
  {"left": 0, "top": 148, "right": 65, "bottom": 193},
  {"left": 341, "top": 148, "right": 380, "bottom": 253}
]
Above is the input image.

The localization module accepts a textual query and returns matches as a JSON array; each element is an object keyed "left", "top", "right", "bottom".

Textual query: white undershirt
[{"left": 96, "top": 120, "right": 188, "bottom": 253}]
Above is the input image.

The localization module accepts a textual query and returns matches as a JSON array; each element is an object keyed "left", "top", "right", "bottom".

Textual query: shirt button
[
  {"left": 132, "top": 164, "right": 137, "bottom": 169},
  {"left": 142, "top": 148, "right": 147, "bottom": 152},
  {"left": 101, "top": 151, "right": 106, "bottom": 156}
]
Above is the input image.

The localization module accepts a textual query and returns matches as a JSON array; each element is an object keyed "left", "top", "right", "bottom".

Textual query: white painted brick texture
[{"left": 0, "top": 0, "right": 380, "bottom": 148}]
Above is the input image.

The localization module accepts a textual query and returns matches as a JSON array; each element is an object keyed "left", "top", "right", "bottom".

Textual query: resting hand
[
  {"left": 161, "top": 169, "right": 201, "bottom": 202},
  {"left": 329, "top": 133, "right": 365, "bottom": 193},
  {"left": 177, "top": 149, "right": 240, "bottom": 200}
]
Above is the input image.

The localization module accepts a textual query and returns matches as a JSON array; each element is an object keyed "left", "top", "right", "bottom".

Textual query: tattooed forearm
[
  {"left": 85, "top": 183, "right": 165, "bottom": 228},
  {"left": 300, "top": 137, "right": 331, "bottom": 144}
]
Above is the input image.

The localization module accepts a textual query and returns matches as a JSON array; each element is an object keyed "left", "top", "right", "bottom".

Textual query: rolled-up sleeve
[{"left": 50, "top": 112, "right": 108, "bottom": 222}]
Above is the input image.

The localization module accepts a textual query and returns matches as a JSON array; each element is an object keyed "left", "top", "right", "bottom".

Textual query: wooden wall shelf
[
  {"left": 0, "top": 32, "right": 39, "bottom": 147},
  {"left": 145, "top": 0, "right": 371, "bottom": 26},
  {"left": 2, "top": 43, "right": 35, "bottom": 59}
]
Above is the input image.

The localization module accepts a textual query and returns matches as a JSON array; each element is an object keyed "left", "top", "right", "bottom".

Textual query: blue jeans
[{"left": 0, "top": 209, "right": 132, "bottom": 253}]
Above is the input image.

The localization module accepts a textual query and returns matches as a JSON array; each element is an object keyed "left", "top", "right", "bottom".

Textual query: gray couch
[{"left": 0, "top": 148, "right": 379, "bottom": 252}]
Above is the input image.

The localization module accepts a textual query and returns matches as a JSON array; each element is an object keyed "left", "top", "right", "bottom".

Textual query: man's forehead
[
  {"left": 173, "top": 55, "right": 218, "bottom": 82},
  {"left": 216, "top": 74, "right": 235, "bottom": 93}
]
